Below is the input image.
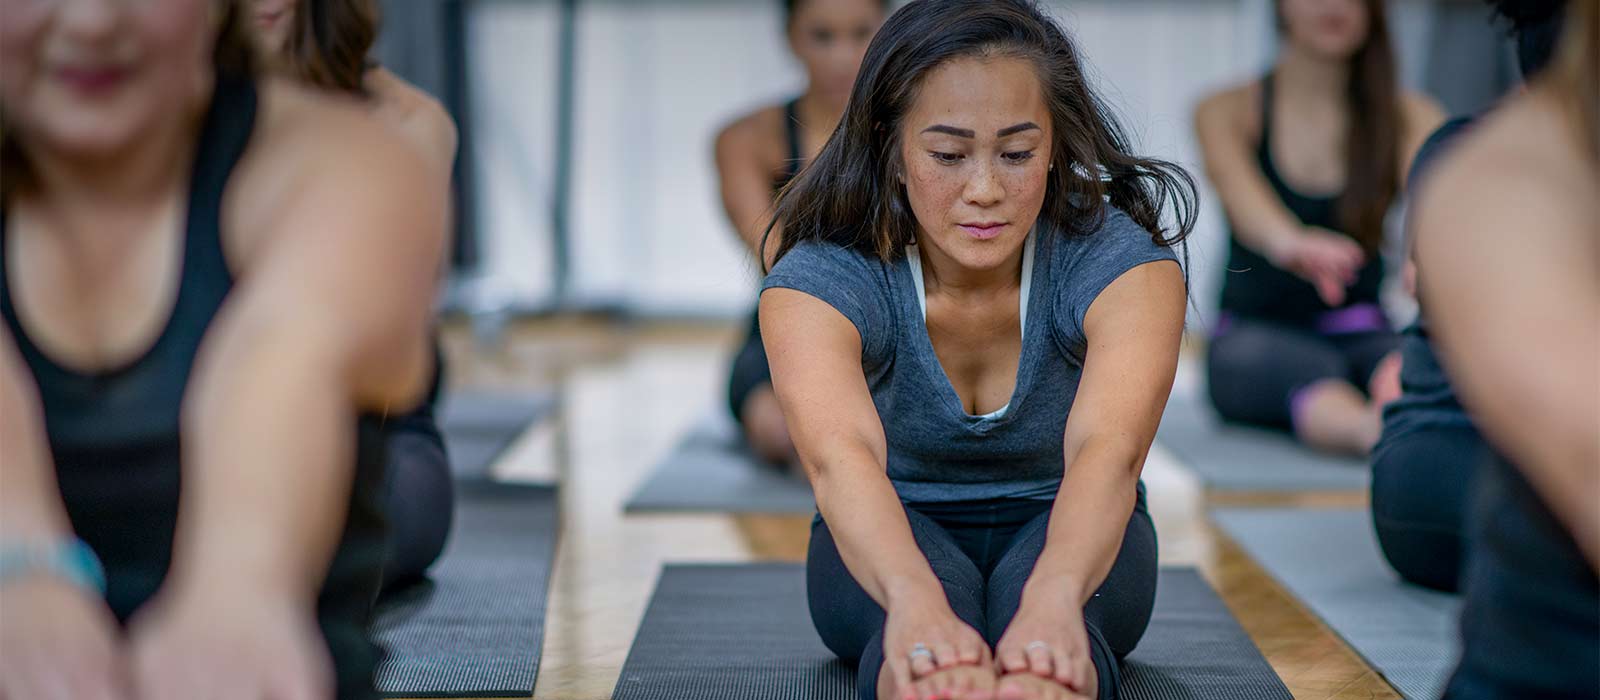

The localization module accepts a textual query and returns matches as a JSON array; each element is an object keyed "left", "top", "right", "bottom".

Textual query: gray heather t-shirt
[{"left": 761, "top": 206, "right": 1179, "bottom": 504}]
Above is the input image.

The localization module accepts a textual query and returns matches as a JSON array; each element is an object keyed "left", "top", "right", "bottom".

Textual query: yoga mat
[
  {"left": 437, "top": 390, "right": 556, "bottom": 479},
  {"left": 1213, "top": 508, "right": 1462, "bottom": 700},
  {"left": 373, "top": 480, "right": 559, "bottom": 697},
  {"left": 611, "top": 563, "right": 1290, "bottom": 700},
  {"left": 624, "top": 414, "right": 815, "bottom": 514},
  {"left": 1156, "top": 390, "right": 1368, "bottom": 492}
]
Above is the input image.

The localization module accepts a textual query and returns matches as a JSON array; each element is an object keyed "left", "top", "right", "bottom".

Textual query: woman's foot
[
  {"left": 995, "top": 671, "right": 1094, "bottom": 700},
  {"left": 1291, "top": 378, "right": 1382, "bottom": 455},
  {"left": 1368, "top": 350, "right": 1403, "bottom": 409},
  {"left": 878, "top": 661, "right": 999, "bottom": 700}
]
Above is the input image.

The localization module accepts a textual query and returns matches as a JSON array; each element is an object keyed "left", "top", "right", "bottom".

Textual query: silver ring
[
  {"left": 909, "top": 642, "right": 935, "bottom": 663},
  {"left": 1025, "top": 640, "right": 1051, "bottom": 653}
]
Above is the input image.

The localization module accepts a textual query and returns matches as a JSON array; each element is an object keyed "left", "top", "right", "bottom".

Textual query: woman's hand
[
  {"left": 883, "top": 587, "right": 993, "bottom": 700},
  {"left": 0, "top": 577, "right": 127, "bottom": 700},
  {"left": 127, "top": 583, "right": 332, "bottom": 700},
  {"left": 1271, "top": 227, "right": 1366, "bottom": 306},
  {"left": 993, "top": 591, "right": 1095, "bottom": 698}
]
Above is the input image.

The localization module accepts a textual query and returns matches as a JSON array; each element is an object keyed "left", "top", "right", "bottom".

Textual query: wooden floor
[{"left": 424, "top": 318, "right": 1401, "bottom": 700}]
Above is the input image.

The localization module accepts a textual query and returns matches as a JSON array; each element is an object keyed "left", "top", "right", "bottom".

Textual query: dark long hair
[
  {"left": 1484, "top": 0, "right": 1569, "bottom": 78},
  {"left": 1276, "top": 0, "right": 1399, "bottom": 254},
  {"left": 283, "top": 0, "right": 379, "bottom": 95},
  {"left": 1549, "top": 0, "right": 1597, "bottom": 163},
  {"left": 765, "top": 0, "right": 1197, "bottom": 269},
  {"left": 1, "top": 0, "right": 257, "bottom": 200}
]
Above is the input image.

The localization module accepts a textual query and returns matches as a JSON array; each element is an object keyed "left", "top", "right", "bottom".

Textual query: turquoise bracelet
[{"left": 0, "top": 538, "right": 107, "bottom": 594}]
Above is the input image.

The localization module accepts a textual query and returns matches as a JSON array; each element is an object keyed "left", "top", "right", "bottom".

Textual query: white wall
[{"left": 466, "top": 0, "right": 1443, "bottom": 321}]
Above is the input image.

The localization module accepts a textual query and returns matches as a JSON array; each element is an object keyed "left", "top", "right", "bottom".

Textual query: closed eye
[
  {"left": 1003, "top": 151, "right": 1035, "bottom": 163},
  {"left": 930, "top": 152, "right": 964, "bottom": 165}
]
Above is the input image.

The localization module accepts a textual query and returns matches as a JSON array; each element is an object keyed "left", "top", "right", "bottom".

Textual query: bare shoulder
[
  {"left": 1195, "top": 81, "right": 1256, "bottom": 127},
  {"left": 715, "top": 103, "right": 786, "bottom": 164},
  {"left": 1400, "top": 90, "right": 1448, "bottom": 137},
  {"left": 1401, "top": 90, "right": 1446, "bottom": 123},
  {"left": 1415, "top": 90, "right": 1596, "bottom": 253},
  {"left": 366, "top": 68, "right": 458, "bottom": 163},
  {"left": 225, "top": 78, "right": 442, "bottom": 259}
]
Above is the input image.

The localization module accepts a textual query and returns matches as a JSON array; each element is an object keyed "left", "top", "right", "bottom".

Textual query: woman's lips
[
  {"left": 56, "top": 66, "right": 130, "bottom": 97},
  {"left": 959, "top": 223, "right": 1007, "bottom": 240}
]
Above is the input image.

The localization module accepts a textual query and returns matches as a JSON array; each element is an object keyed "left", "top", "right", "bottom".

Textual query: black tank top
[
  {"left": 772, "top": 97, "right": 805, "bottom": 195},
  {"left": 1217, "top": 73, "right": 1385, "bottom": 325},
  {"left": 0, "top": 77, "right": 387, "bottom": 698}
]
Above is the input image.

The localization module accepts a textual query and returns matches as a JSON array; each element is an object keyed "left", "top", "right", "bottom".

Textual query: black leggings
[
  {"left": 806, "top": 491, "right": 1158, "bottom": 700},
  {"left": 1444, "top": 456, "right": 1599, "bottom": 699},
  {"left": 378, "top": 419, "right": 454, "bottom": 591},
  {"left": 1207, "top": 317, "right": 1398, "bottom": 430},
  {"left": 1369, "top": 425, "right": 1486, "bottom": 592},
  {"left": 727, "top": 310, "right": 772, "bottom": 425}
]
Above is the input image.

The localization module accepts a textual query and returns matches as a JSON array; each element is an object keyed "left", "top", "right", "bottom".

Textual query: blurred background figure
[
  {"left": 1409, "top": 1, "right": 1598, "bottom": 695},
  {"left": 1370, "top": 0, "right": 1569, "bottom": 595},
  {"left": 1194, "top": 0, "right": 1443, "bottom": 457},
  {"left": 715, "top": 0, "right": 887, "bottom": 467},
  {"left": 253, "top": 0, "right": 462, "bottom": 593},
  {"left": 0, "top": 1, "right": 445, "bottom": 698}
]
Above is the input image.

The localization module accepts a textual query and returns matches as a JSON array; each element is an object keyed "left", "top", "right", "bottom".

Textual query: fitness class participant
[{"left": 761, "top": 2, "right": 1196, "bottom": 697}]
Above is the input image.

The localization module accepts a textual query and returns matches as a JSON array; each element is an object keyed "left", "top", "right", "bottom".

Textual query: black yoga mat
[
  {"left": 624, "top": 414, "right": 815, "bottom": 514},
  {"left": 372, "top": 480, "right": 559, "bottom": 697},
  {"left": 611, "top": 563, "right": 1290, "bottom": 700},
  {"left": 437, "top": 390, "right": 556, "bottom": 479}
]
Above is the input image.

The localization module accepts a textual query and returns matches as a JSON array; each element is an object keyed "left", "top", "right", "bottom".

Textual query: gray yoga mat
[
  {"left": 1213, "top": 508, "right": 1462, "bottom": 700},
  {"left": 624, "top": 414, "right": 816, "bottom": 514},
  {"left": 1156, "top": 390, "right": 1368, "bottom": 492},
  {"left": 437, "top": 390, "right": 556, "bottom": 479},
  {"left": 611, "top": 563, "right": 1290, "bottom": 700},
  {"left": 373, "top": 480, "right": 559, "bottom": 697}
]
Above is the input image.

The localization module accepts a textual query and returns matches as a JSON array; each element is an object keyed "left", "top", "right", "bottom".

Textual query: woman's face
[
  {"left": 899, "top": 55, "right": 1052, "bottom": 275},
  {"left": 1280, "top": 0, "right": 1370, "bottom": 60},
  {"left": 0, "top": 0, "right": 217, "bottom": 159},
  {"left": 251, "top": 0, "right": 295, "bottom": 57},
  {"left": 788, "top": 0, "right": 883, "bottom": 103}
]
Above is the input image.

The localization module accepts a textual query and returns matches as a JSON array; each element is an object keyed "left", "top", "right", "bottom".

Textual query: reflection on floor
[{"left": 429, "top": 318, "right": 1400, "bottom": 700}]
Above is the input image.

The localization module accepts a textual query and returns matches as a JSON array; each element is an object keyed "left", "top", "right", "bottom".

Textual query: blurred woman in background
[
  {"left": 1195, "top": 0, "right": 1443, "bottom": 455},
  {"left": 715, "top": 0, "right": 886, "bottom": 466},
  {"left": 1369, "top": 0, "right": 1568, "bottom": 594},
  {"left": 0, "top": 1, "right": 445, "bottom": 697},
  {"left": 254, "top": 0, "right": 461, "bottom": 593},
  {"left": 1411, "top": 0, "right": 1598, "bottom": 694}
]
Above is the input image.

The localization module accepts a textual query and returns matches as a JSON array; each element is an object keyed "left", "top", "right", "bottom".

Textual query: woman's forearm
[
  {"left": 0, "top": 336, "right": 72, "bottom": 542},
  {"left": 1024, "top": 439, "right": 1144, "bottom": 607},
  {"left": 167, "top": 335, "right": 362, "bottom": 603},
  {"left": 810, "top": 453, "right": 946, "bottom": 611}
]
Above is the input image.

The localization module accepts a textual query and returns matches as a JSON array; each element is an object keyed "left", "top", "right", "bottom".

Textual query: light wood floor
[{"left": 421, "top": 318, "right": 1401, "bottom": 700}]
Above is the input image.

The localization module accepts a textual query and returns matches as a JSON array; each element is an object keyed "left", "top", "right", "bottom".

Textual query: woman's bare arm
[
  {"left": 167, "top": 104, "right": 448, "bottom": 601},
  {"left": 715, "top": 116, "right": 783, "bottom": 269},
  {"left": 1025, "top": 260, "right": 1186, "bottom": 604},
  {"left": 760, "top": 287, "right": 938, "bottom": 611},
  {"left": 1194, "top": 88, "right": 1313, "bottom": 263}
]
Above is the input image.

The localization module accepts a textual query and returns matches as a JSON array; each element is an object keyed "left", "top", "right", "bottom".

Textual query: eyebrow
[{"left": 921, "top": 122, "right": 1042, "bottom": 138}]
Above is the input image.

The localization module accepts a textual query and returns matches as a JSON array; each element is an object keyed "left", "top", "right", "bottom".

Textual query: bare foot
[
  {"left": 1368, "top": 350, "right": 1403, "bottom": 409},
  {"left": 879, "top": 661, "right": 1000, "bottom": 700},
  {"left": 995, "top": 672, "right": 1093, "bottom": 700}
]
